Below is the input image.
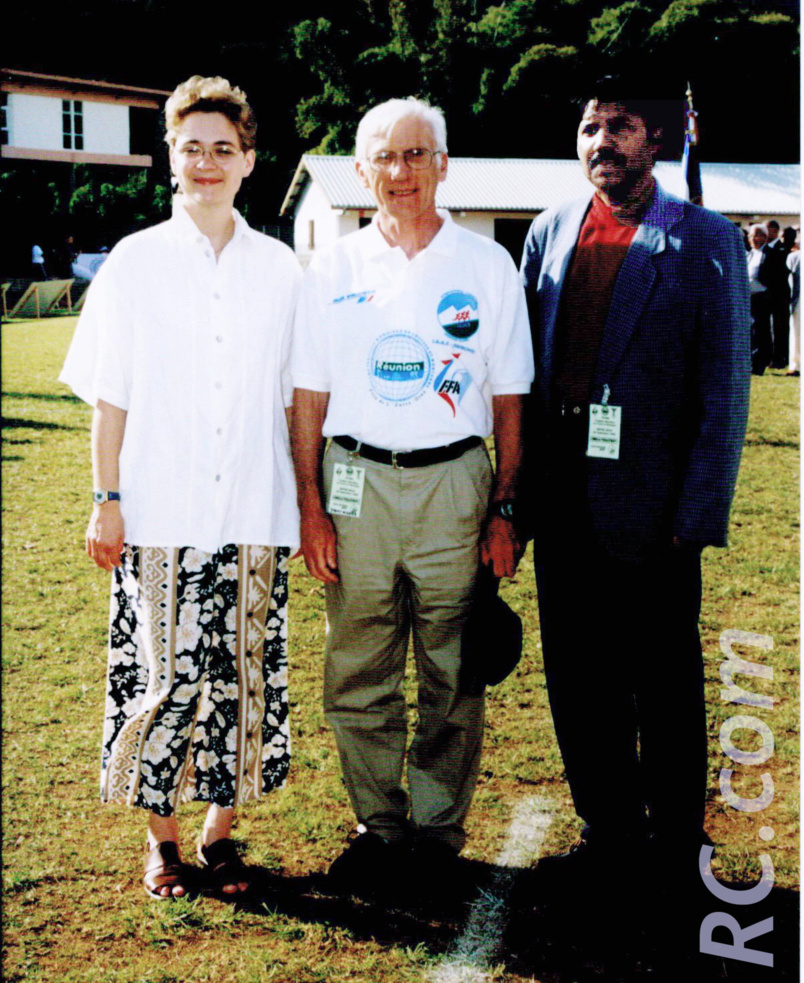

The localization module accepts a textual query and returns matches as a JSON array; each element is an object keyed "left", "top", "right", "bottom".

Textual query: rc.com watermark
[{"left": 699, "top": 629, "right": 778, "bottom": 969}]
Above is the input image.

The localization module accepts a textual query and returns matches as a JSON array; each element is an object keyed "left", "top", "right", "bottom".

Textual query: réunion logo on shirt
[
  {"left": 367, "top": 331, "right": 434, "bottom": 405},
  {"left": 437, "top": 291, "right": 479, "bottom": 340}
]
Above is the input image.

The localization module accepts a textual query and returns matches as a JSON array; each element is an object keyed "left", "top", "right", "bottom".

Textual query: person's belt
[{"left": 333, "top": 435, "right": 482, "bottom": 469}]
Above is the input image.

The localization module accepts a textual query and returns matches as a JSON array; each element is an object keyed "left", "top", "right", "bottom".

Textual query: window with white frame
[
  {"left": 1, "top": 93, "right": 8, "bottom": 146},
  {"left": 62, "top": 99, "right": 83, "bottom": 150}
]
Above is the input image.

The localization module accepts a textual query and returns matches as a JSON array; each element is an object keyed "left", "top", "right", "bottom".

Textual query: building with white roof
[{"left": 281, "top": 155, "right": 800, "bottom": 265}]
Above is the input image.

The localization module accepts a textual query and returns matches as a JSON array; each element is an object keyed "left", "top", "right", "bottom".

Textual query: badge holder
[
  {"left": 587, "top": 384, "right": 622, "bottom": 460},
  {"left": 328, "top": 444, "right": 366, "bottom": 518}
]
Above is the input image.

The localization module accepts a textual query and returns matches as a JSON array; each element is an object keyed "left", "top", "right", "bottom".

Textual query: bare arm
[
  {"left": 290, "top": 388, "right": 339, "bottom": 583},
  {"left": 480, "top": 393, "right": 525, "bottom": 579},
  {"left": 86, "top": 399, "right": 127, "bottom": 571}
]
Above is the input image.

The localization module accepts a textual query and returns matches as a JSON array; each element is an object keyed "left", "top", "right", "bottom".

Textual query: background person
[
  {"left": 31, "top": 242, "right": 47, "bottom": 280},
  {"left": 59, "top": 75, "right": 301, "bottom": 900},
  {"left": 786, "top": 227, "right": 801, "bottom": 376},
  {"left": 520, "top": 75, "right": 751, "bottom": 920},
  {"left": 765, "top": 219, "right": 791, "bottom": 367},
  {"left": 747, "top": 222, "right": 774, "bottom": 374},
  {"left": 291, "top": 96, "right": 533, "bottom": 897}
]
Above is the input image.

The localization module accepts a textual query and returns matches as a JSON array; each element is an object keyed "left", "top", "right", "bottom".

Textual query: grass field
[{"left": 2, "top": 316, "right": 799, "bottom": 982}]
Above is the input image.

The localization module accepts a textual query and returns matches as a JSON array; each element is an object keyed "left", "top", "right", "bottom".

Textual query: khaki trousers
[{"left": 323, "top": 440, "right": 491, "bottom": 851}]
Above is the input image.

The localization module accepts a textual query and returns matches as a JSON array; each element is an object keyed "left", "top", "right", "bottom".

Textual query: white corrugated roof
[
  {"left": 283, "top": 155, "right": 800, "bottom": 216},
  {"left": 654, "top": 161, "right": 800, "bottom": 215}
]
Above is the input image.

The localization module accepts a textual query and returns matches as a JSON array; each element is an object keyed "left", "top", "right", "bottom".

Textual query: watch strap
[{"left": 93, "top": 490, "right": 121, "bottom": 505}]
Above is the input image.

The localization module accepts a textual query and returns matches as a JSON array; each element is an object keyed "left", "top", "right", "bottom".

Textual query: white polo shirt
[
  {"left": 60, "top": 201, "right": 302, "bottom": 552},
  {"left": 292, "top": 211, "right": 534, "bottom": 451},
  {"left": 747, "top": 249, "right": 768, "bottom": 295}
]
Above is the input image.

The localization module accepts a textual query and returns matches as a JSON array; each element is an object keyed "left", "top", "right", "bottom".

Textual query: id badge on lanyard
[
  {"left": 586, "top": 384, "right": 621, "bottom": 460},
  {"left": 328, "top": 462, "right": 366, "bottom": 517}
]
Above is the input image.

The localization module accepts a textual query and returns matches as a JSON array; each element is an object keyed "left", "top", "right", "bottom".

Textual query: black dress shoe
[
  {"left": 536, "top": 833, "right": 646, "bottom": 893},
  {"left": 326, "top": 829, "right": 408, "bottom": 896},
  {"left": 409, "top": 837, "right": 474, "bottom": 902}
]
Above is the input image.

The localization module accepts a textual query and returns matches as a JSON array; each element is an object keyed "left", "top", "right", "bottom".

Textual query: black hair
[{"left": 578, "top": 75, "right": 677, "bottom": 141}]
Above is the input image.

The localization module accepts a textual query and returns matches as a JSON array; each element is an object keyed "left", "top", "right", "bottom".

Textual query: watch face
[
  {"left": 494, "top": 502, "right": 516, "bottom": 520},
  {"left": 93, "top": 491, "right": 119, "bottom": 504}
]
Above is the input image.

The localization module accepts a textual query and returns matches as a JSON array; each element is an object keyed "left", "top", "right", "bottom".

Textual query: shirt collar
[
  {"left": 169, "top": 196, "right": 253, "bottom": 246},
  {"left": 427, "top": 210, "right": 459, "bottom": 256},
  {"left": 363, "top": 208, "right": 458, "bottom": 261}
]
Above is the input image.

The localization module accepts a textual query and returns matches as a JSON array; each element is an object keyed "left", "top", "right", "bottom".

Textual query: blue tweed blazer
[{"left": 521, "top": 181, "right": 752, "bottom": 559}]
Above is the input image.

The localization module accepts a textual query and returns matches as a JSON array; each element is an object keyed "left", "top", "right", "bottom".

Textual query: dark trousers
[
  {"left": 534, "top": 542, "right": 706, "bottom": 845},
  {"left": 750, "top": 292, "right": 773, "bottom": 374},
  {"left": 771, "top": 294, "right": 791, "bottom": 367}
]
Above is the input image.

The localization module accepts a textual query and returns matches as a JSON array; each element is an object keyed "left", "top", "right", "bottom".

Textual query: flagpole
[{"left": 683, "top": 82, "right": 703, "bottom": 206}]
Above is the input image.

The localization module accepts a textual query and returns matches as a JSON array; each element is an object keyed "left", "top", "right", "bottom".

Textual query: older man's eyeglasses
[
  {"left": 178, "top": 145, "right": 241, "bottom": 164},
  {"left": 367, "top": 148, "right": 440, "bottom": 171}
]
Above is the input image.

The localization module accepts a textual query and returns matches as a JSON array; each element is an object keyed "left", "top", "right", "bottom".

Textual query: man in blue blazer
[{"left": 520, "top": 77, "right": 751, "bottom": 891}]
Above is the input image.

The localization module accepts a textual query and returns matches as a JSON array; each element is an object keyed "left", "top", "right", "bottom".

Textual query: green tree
[{"left": 287, "top": 0, "right": 798, "bottom": 163}]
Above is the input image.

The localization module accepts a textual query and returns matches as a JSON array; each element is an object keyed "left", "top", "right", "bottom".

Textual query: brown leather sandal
[
  {"left": 143, "top": 841, "right": 188, "bottom": 900},
  {"left": 197, "top": 838, "right": 251, "bottom": 895}
]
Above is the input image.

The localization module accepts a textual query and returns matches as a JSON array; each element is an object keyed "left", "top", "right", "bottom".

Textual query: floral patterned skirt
[{"left": 101, "top": 543, "right": 291, "bottom": 817}]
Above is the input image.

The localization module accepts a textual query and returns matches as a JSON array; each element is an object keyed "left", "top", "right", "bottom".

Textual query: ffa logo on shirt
[
  {"left": 434, "top": 354, "right": 473, "bottom": 416},
  {"left": 367, "top": 332, "right": 434, "bottom": 405},
  {"left": 437, "top": 291, "right": 479, "bottom": 340}
]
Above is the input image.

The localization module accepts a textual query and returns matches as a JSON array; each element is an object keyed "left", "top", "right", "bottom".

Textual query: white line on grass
[{"left": 426, "top": 794, "right": 554, "bottom": 983}]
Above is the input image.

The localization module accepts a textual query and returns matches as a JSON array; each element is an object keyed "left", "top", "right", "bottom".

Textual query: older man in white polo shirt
[{"left": 291, "top": 96, "right": 534, "bottom": 894}]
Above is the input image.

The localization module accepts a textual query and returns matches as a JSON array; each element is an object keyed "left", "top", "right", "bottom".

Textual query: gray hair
[
  {"left": 355, "top": 97, "right": 448, "bottom": 160},
  {"left": 749, "top": 223, "right": 769, "bottom": 236}
]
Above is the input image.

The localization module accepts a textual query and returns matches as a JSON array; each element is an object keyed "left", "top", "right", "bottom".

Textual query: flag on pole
[{"left": 682, "top": 82, "right": 703, "bottom": 206}]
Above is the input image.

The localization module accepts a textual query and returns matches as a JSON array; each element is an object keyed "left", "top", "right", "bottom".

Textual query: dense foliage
[{"left": 2, "top": 0, "right": 799, "bottom": 269}]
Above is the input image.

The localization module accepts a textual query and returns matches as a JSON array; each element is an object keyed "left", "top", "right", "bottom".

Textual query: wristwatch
[
  {"left": 93, "top": 490, "right": 121, "bottom": 505},
  {"left": 489, "top": 499, "right": 517, "bottom": 522}
]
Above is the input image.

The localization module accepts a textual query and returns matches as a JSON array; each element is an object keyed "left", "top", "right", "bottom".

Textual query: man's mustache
[{"left": 590, "top": 150, "right": 626, "bottom": 168}]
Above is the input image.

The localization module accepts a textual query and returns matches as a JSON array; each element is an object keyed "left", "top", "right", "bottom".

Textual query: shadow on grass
[
  {"left": 744, "top": 436, "right": 800, "bottom": 449},
  {"left": 2, "top": 391, "right": 82, "bottom": 403},
  {"left": 216, "top": 861, "right": 799, "bottom": 982},
  {"left": 505, "top": 870, "right": 798, "bottom": 982},
  {"left": 1, "top": 416, "right": 83, "bottom": 432}
]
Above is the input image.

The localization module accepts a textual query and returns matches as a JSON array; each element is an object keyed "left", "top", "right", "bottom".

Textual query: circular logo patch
[
  {"left": 367, "top": 332, "right": 434, "bottom": 404},
  {"left": 437, "top": 291, "right": 480, "bottom": 339}
]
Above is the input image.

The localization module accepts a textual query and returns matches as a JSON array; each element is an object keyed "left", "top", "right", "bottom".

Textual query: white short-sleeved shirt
[
  {"left": 60, "top": 201, "right": 302, "bottom": 552},
  {"left": 292, "top": 211, "right": 534, "bottom": 451}
]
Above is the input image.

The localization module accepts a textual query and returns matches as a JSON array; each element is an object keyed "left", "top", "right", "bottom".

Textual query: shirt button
[
  {"left": 572, "top": 405, "right": 581, "bottom": 415},
  {"left": 216, "top": 335, "right": 223, "bottom": 343},
  {"left": 196, "top": 236, "right": 204, "bottom": 244},
  {"left": 216, "top": 428, "right": 223, "bottom": 436},
  {"left": 213, "top": 292, "right": 221, "bottom": 300},
  {"left": 215, "top": 474, "right": 221, "bottom": 482},
  {"left": 215, "top": 381, "right": 222, "bottom": 389},
  {"left": 205, "top": 250, "right": 211, "bottom": 258}
]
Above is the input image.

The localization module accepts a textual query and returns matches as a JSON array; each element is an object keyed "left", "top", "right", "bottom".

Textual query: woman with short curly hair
[{"left": 60, "top": 75, "right": 301, "bottom": 900}]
